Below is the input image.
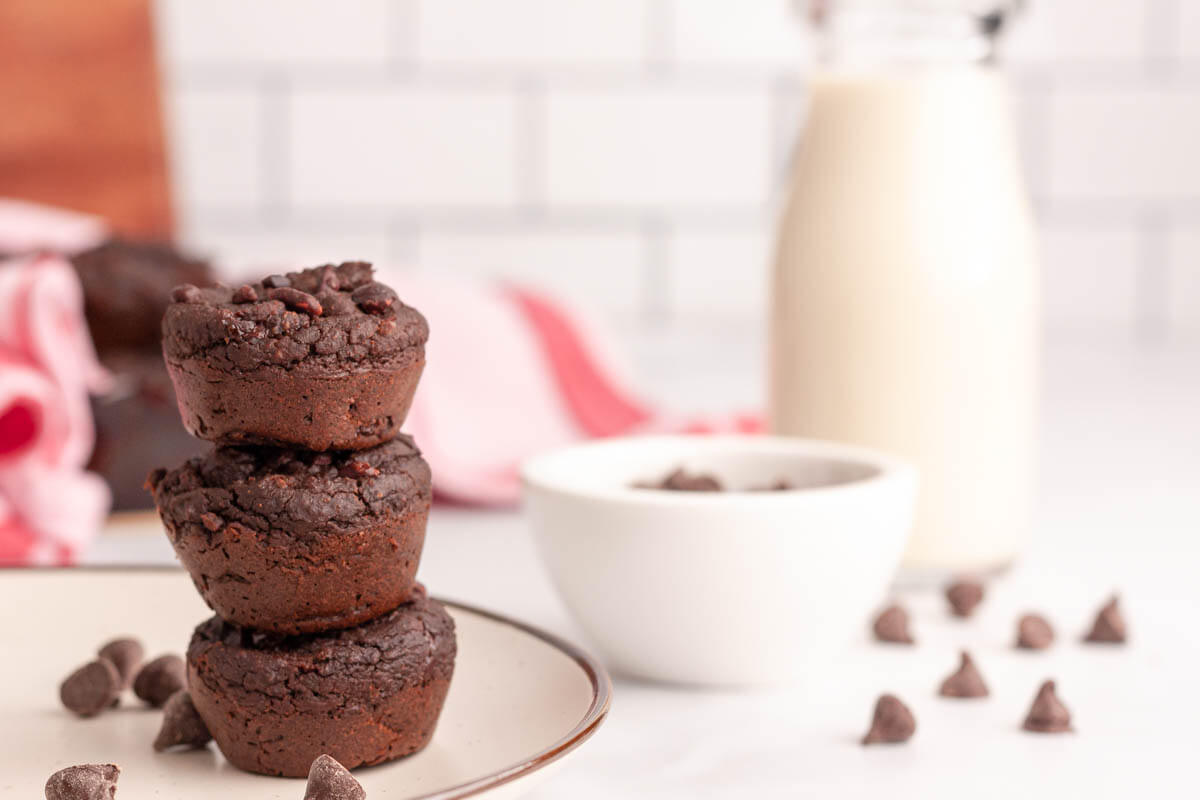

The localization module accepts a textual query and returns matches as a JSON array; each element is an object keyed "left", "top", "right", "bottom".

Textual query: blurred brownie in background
[
  {"left": 71, "top": 238, "right": 211, "bottom": 354},
  {"left": 72, "top": 239, "right": 214, "bottom": 510}
]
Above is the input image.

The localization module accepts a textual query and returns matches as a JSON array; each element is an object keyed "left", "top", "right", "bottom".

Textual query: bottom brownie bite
[{"left": 187, "top": 589, "right": 456, "bottom": 777}]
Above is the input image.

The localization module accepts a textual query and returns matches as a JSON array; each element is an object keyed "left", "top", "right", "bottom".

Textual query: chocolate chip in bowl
[{"left": 523, "top": 434, "right": 917, "bottom": 686}]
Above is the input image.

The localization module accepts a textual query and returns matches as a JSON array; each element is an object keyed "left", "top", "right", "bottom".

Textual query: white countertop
[{"left": 84, "top": 338, "right": 1200, "bottom": 799}]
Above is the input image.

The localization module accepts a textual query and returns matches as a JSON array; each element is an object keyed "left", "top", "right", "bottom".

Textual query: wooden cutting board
[{"left": 0, "top": 0, "right": 173, "bottom": 236}]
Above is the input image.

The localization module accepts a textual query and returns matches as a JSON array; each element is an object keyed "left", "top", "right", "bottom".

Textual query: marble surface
[{"left": 82, "top": 338, "right": 1200, "bottom": 798}]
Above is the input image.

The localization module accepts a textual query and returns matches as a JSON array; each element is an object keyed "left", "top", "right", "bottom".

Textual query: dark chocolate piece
[
  {"left": 945, "top": 578, "right": 985, "bottom": 618},
  {"left": 133, "top": 654, "right": 185, "bottom": 708},
  {"left": 938, "top": 651, "right": 989, "bottom": 698},
  {"left": 1016, "top": 613, "right": 1055, "bottom": 650},
  {"left": 60, "top": 660, "right": 121, "bottom": 717},
  {"left": 1083, "top": 595, "right": 1126, "bottom": 644},
  {"left": 231, "top": 284, "right": 258, "bottom": 304},
  {"left": 304, "top": 755, "right": 366, "bottom": 800},
  {"left": 351, "top": 281, "right": 398, "bottom": 315},
  {"left": 267, "top": 286, "right": 323, "bottom": 316},
  {"left": 861, "top": 694, "right": 916, "bottom": 745},
  {"left": 97, "top": 638, "right": 143, "bottom": 690},
  {"left": 170, "top": 284, "right": 202, "bottom": 303},
  {"left": 1022, "top": 680, "right": 1072, "bottom": 733},
  {"left": 872, "top": 604, "right": 914, "bottom": 645},
  {"left": 44, "top": 764, "right": 120, "bottom": 800},
  {"left": 153, "top": 690, "right": 212, "bottom": 752}
]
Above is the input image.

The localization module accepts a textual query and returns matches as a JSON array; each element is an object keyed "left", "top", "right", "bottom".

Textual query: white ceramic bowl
[{"left": 522, "top": 435, "right": 917, "bottom": 687}]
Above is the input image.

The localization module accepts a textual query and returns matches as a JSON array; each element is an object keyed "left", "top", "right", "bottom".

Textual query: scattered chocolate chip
[
  {"left": 304, "top": 754, "right": 365, "bottom": 800},
  {"left": 872, "top": 604, "right": 914, "bottom": 644},
  {"left": 170, "top": 284, "right": 202, "bottom": 303},
  {"left": 97, "top": 638, "right": 144, "bottom": 690},
  {"left": 262, "top": 273, "right": 291, "bottom": 289},
  {"left": 636, "top": 467, "right": 723, "bottom": 492},
  {"left": 861, "top": 694, "right": 915, "bottom": 745},
  {"left": 1083, "top": 595, "right": 1127, "bottom": 644},
  {"left": 267, "top": 286, "right": 323, "bottom": 316},
  {"left": 199, "top": 512, "right": 223, "bottom": 532},
  {"left": 750, "top": 479, "right": 793, "bottom": 491},
  {"left": 351, "top": 281, "right": 398, "bottom": 315},
  {"left": 231, "top": 284, "right": 258, "bottom": 303},
  {"left": 938, "top": 650, "right": 989, "bottom": 698},
  {"left": 44, "top": 764, "right": 120, "bottom": 800},
  {"left": 339, "top": 460, "right": 381, "bottom": 479},
  {"left": 133, "top": 654, "right": 186, "bottom": 708},
  {"left": 1022, "top": 679, "right": 1072, "bottom": 733},
  {"left": 945, "top": 578, "right": 985, "bottom": 618},
  {"left": 60, "top": 659, "right": 122, "bottom": 717},
  {"left": 153, "top": 690, "right": 212, "bottom": 752},
  {"left": 1016, "top": 613, "right": 1055, "bottom": 650}
]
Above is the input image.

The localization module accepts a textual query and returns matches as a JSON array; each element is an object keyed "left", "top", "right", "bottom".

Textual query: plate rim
[
  {"left": 424, "top": 597, "right": 613, "bottom": 800},
  {"left": 7, "top": 568, "right": 613, "bottom": 800}
]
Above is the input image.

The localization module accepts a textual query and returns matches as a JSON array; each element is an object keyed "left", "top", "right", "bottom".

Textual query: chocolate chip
[
  {"left": 170, "top": 284, "right": 202, "bottom": 303},
  {"left": 199, "top": 512, "right": 223, "bottom": 532},
  {"left": 351, "top": 281, "right": 398, "bottom": 315},
  {"left": 262, "top": 273, "right": 291, "bottom": 289},
  {"left": 1016, "top": 613, "right": 1055, "bottom": 650},
  {"left": 872, "top": 604, "right": 914, "bottom": 644},
  {"left": 1083, "top": 595, "right": 1126, "bottom": 644},
  {"left": 1022, "top": 679, "right": 1072, "bottom": 733},
  {"left": 60, "top": 659, "right": 121, "bottom": 717},
  {"left": 336, "top": 261, "right": 374, "bottom": 289},
  {"left": 44, "top": 764, "right": 120, "bottom": 800},
  {"left": 318, "top": 291, "right": 357, "bottom": 316},
  {"left": 267, "top": 286, "right": 323, "bottom": 316},
  {"left": 861, "top": 694, "right": 915, "bottom": 745},
  {"left": 304, "top": 754, "right": 365, "bottom": 800},
  {"left": 315, "top": 264, "right": 342, "bottom": 292},
  {"left": 133, "top": 654, "right": 185, "bottom": 707},
  {"left": 650, "top": 468, "right": 723, "bottom": 492},
  {"left": 945, "top": 578, "right": 985, "bottom": 618},
  {"left": 938, "top": 650, "right": 989, "bottom": 698},
  {"left": 232, "top": 284, "right": 258, "bottom": 303},
  {"left": 751, "top": 479, "right": 793, "bottom": 491},
  {"left": 153, "top": 690, "right": 212, "bottom": 752},
  {"left": 339, "top": 460, "right": 381, "bottom": 479},
  {"left": 97, "top": 638, "right": 144, "bottom": 690}
]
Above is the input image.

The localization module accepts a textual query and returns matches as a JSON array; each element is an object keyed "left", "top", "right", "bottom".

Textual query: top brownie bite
[
  {"left": 72, "top": 238, "right": 213, "bottom": 355},
  {"left": 162, "top": 262, "right": 428, "bottom": 450}
]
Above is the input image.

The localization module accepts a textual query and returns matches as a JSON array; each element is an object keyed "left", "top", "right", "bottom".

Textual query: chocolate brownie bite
[
  {"left": 187, "top": 591, "right": 456, "bottom": 777},
  {"left": 162, "top": 262, "right": 427, "bottom": 451},
  {"left": 148, "top": 435, "right": 431, "bottom": 634},
  {"left": 71, "top": 238, "right": 212, "bottom": 355}
]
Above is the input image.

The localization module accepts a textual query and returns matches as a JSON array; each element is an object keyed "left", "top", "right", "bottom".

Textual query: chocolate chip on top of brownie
[{"left": 163, "top": 262, "right": 428, "bottom": 373}]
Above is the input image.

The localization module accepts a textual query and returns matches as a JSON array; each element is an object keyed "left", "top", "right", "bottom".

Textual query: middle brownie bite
[{"left": 148, "top": 434, "right": 431, "bottom": 635}]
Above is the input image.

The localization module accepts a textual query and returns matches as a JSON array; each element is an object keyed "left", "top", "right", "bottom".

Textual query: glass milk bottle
[{"left": 769, "top": 1, "right": 1037, "bottom": 577}]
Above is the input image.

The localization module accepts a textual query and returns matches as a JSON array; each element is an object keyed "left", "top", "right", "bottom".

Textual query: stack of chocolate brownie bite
[{"left": 147, "top": 262, "right": 456, "bottom": 778}]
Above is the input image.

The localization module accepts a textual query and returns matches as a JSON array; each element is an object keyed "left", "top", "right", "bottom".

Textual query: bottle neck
[{"left": 813, "top": 5, "right": 1000, "bottom": 70}]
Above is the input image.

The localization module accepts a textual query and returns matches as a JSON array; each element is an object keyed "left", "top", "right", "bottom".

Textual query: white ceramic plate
[{"left": 0, "top": 569, "right": 610, "bottom": 799}]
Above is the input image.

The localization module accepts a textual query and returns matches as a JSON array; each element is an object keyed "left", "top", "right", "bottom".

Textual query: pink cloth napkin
[
  {"left": 0, "top": 254, "right": 111, "bottom": 565},
  {"left": 379, "top": 272, "right": 761, "bottom": 506}
]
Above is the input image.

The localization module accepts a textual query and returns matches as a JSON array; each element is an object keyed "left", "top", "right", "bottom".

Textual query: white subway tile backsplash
[
  {"left": 416, "top": 228, "right": 645, "bottom": 313},
  {"left": 545, "top": 88, "right": 772, "bottom": 208},
  {"left": 157, "top": 0, "right": 393, "bottom": 67},
  {"left": 289, "top": 88, "right": 520, "bottom": 208},
  {"left": 1048, "top": 88, "right": 1200, "bottom": 199},
  {"left": 1040, "top": 224, "right": 1141, "bottom": 330},
  {"left": 1005, "top": 0, "right": 1147, "bottom": 64},
  {"left": 1166, "top": 228, "right": 1200, "bottom": 336},
  {"left": 167, "top": 88, "right": 263, "bottom": 213},
  {"left": 417, "top": 0, "right": 648, "bottom": 65},
  {"left": 669, "top": 0, "right": 807, "bottom": 68},
  {"left": 664, "top": 227, "right": 771, "bottom": 315}
]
